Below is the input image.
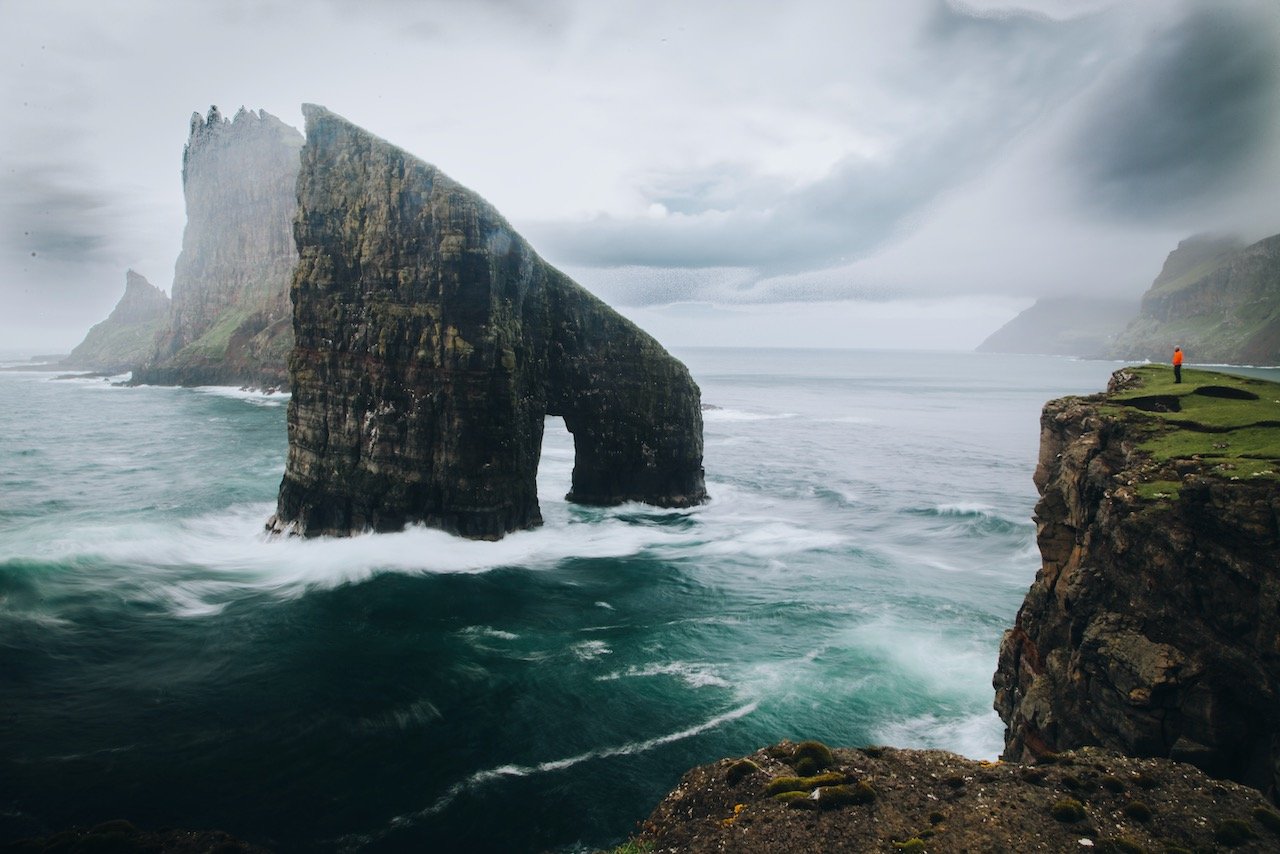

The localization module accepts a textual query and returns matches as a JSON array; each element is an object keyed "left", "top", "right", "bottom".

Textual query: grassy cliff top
[{"left": 1102, "top": 365, "right": 1280, "bottom": 491}]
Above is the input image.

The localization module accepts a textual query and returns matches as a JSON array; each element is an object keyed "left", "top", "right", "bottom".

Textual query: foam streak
[{"left": 396, "top": 702, "right": 758, "bottom": 826}]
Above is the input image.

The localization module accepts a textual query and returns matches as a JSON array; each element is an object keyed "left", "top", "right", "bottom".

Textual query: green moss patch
[
  {"left": 725, "top": 758, "right": 762, "bottom": 786},
  {"left": 1253, "top": 806, "right": 1280, "bottom": 834},
  {"left": 607, "top": 840, "right": 654, "bottom": 854},
  {"left": 816, "top": 780, "right": 875, "bottom": 808},
  {"left": 1100, "top": 775, "right": 1126, "bottom": 794},
  {"left": 1214, "top": 818, "right": 1259, "bottom": 846},
  {"left": 1051, "top": 798, "right": 1086, "bottom": 822},
  {"left": 792, "top": 740, "right": 835, "bottom": 772},
  {"left": 765, "top": 771, "right": 847, "bottom": 796}
]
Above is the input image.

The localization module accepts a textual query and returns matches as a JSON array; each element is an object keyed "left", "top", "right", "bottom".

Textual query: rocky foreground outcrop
[
  {"left": 133, "top": 106, "right": 302, "bottom": 388},
  {"left": 631, "top": 740, "right": 1280, "bottom": 853},
  {"left": 995, "top": 366, "right": 1280, "bottom": 800},
  {"left": 62, "top": 270, "right": 169, "bottom": 373},
  {"left": 268, "top": 106, "right": 705, "bottom": 540}
]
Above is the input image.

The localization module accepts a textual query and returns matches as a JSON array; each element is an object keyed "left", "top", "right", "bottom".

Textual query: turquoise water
[{"left": 1, "top": 349, "right": 1122, "bottom": 851}]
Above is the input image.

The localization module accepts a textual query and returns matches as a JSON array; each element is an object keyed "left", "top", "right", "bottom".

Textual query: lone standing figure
[{"left": 1173, "top": 346, "right": 1183, "bottom": 383}]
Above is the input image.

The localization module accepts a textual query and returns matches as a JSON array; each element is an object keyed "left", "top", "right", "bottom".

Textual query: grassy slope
[{"left": 1102, "top": 365, "right": 1280, "bottom": 495}]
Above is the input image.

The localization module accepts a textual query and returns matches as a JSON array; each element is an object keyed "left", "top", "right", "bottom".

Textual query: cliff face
[
  {"left": 995, "top": 365, "right": 1280, "bottom": 799},
  {"left": 1110, "top": 233, "right": 1280, "bottom": 365},
  {"left": 63, "top": 270, "right": 169, "bottom": 372},
  {"left": 976, "top": 296, "right": 1140, "bottom": 358},
  {"left": 268, "top": 106, "right": 705, "bottom": 540},
  {"left": 134, "top": 106, "right": 302, "bottom": 388}
]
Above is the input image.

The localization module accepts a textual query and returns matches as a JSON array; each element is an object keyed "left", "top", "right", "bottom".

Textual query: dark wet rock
[
  {"left": 630, "top": 742, "right": 1280, "bottom": 853},
  {"left": 0, "top": 819, "right": 272, "bottom": 853},
  {"left": 994, "top": 366, "right": 1280, "bottom": 801},
  {"left": 267, "top": 106, "right": 705, "bottom": 540},
  {"left": 63, "top": 270, "right": 169, "bottom": 373},
  {"left": 133, "top": 106, "right": 302, "bottom": 388}
]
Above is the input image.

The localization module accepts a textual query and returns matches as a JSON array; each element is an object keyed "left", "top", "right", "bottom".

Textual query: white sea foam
[
  {"left": 694, "top": 520, "right": 844, "bottom": 558},
  {"left": 7, "top": 499, "right": 723, "bottom": 616},
  {"left": 390, "top": 701, "right": 759, "bottom": 825},
  {"left": 596, "top": 661, "right": 730, "bottom": 689},
  {"left": 570, "top": 640, "right": 612, "bottom": 660},
  {"left": 873, "top": 710, "right": 1005, "bottom": 761},
  {"left": 460, "top": 626, "right": 519, "bottom": 642},
  {"left": 934, "top": 502, "right": 995, "bottom": 516},
  {"left": 43, "top": 371, "right": 132, "bottom": 387},
  {"left": 191, "top": 386, "right": 290, "bottom": 406}
]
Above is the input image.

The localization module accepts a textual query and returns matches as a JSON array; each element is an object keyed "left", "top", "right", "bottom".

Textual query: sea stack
[
  {"left": 268, "top": 105, "right": 706, "bottom": 540},
  {"left": 994, "top": 365, "right": 1280, "bottom": 800},
  {"left": 134, "top": 106, "right": 303, "bottom": 388}
]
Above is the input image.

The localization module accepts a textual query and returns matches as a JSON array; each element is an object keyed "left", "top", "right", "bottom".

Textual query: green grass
[
  {"left": 605, "top": 840, "right": 654, "bottom": 854},
  {"left": 1103, "top": 366, "right": 1280, "bottom": 487}
]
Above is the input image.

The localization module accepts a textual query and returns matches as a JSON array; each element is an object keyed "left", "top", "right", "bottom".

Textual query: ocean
[{"left": 0, "top": 349, "right": 1144, "bottom": 851}]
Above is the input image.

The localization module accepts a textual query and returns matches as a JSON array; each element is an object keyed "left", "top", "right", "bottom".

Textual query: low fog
[{"left": 3, "top": 0, "right": 1279, "bottom": 351}]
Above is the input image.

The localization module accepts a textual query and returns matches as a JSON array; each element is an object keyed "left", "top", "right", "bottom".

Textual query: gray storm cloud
[
  {"left": 2, "top": 0, "right": 1279, "bottom": 350},
  {"left": 530, "top": 2, "right": 1108, "bottom": 286},
  {"left": 529, "top": 0, "right": 1280, "bottom": 307},
  {"left": 1070, "top": 2, "right": 1280, "bottom": 218}
]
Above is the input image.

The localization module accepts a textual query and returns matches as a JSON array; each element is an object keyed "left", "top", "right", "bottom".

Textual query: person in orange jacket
[{"left": 1172, "top": 346, "right": 1183, "bottom": 383}]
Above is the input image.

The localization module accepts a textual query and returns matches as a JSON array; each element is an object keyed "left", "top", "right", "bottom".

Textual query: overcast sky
[{"left": 3, "top": 0, "right": 1279, "bottom": 353}]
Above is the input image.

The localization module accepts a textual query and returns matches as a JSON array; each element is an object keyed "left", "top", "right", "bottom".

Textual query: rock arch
[{"left": 268, "top": 105, "right": 706, "bottom": 540}]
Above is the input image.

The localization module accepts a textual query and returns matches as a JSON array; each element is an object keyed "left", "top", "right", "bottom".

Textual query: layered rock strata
[
  {"left": 268, "top": 105, "right": 705, "bottom": 540},
  {"left": 134, "top": 106, "right": 302, "bottom": 388},
  {"left": 995, "top": 366, "right": 1280, "bottom": 800},
  {"left": 63, "top": 270, "right": 169, "bottom": 373}
]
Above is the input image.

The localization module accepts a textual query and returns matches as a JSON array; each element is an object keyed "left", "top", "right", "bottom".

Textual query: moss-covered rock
[{"left": 635, "top": 745, "right": 1277, "bottom": 853}]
